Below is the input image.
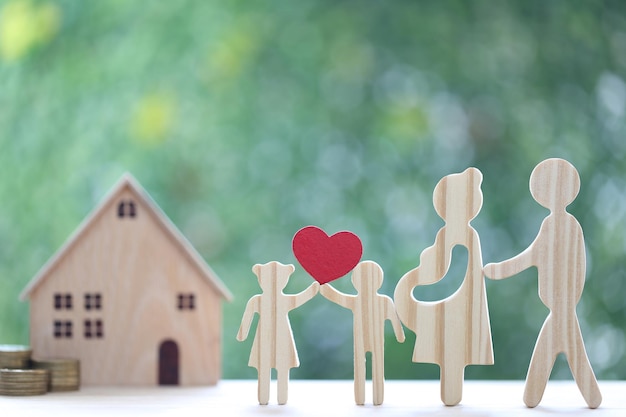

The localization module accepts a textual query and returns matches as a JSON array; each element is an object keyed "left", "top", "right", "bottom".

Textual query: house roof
[{"left": 20, "top": 173, "right": 233, "bottom": 301}]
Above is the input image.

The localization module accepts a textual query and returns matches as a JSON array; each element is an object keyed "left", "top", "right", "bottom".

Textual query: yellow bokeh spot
[
  {"left": 381, "top": 105, "right": 430, "bottom": 146},
  {"left": 209, "top": 32, "right": 254, "bottom": 79},
  {"left": 130, "top": 93, "right": 176, "bottom": 147},
  {"left": 206, "top": 17, "right": 263, "bottom": 84},
  {"left": 0, "top": 0, "right": 60, "bottom": 62}
]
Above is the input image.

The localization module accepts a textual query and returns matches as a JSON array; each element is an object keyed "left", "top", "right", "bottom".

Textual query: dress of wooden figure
[
  {"left": 320, "top": 261, "right": 405, "bottom": 406},
  {"left": 236, "top": 262, "right": 319, "bottom": 405},
  {"left": 394, "top": 167, "right": 493, "bottom": 406},
  {"left": 483, "top": 158, "right": 602, "bottom": 409}
]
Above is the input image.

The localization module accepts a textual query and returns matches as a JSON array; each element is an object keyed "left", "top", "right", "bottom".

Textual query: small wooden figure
[
  {"left": 320, "top": 261, "right": 405, "bottom": 406},
  {"left": 483, "top": 158, "right": 602, "bottom": 409},
  {"left": 394, "top": 167, "right": 493, "bottom": 406},
  {"left": 237, "top": 262, "right": 319, "bottom": 405}
]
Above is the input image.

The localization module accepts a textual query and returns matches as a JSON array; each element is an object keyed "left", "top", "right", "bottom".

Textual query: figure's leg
[
  {"left": 354, "top": 351, "right": 366, "bottom": 405},
  {"left": 372, "top": 349, "right": 385, "bottom": 406},
  {"left": 440, "top": 363, "right": 464, "bottom": 406},
  {"left": 257, "top": 366, "right": 270, "bottom": 405},
  {"left": 567, "top": 321, "right": 602, "bottom": 409},
  {"left": 523, "top": 321, "right": 556, "bottom": 408},
  {"left": 277, "top": 367, "right": 290, "bottom": 405}
]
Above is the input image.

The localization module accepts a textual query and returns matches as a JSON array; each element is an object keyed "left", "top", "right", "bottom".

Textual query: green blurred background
[{"left": 0, "top": 0, "right": 625, "bottom": 381}]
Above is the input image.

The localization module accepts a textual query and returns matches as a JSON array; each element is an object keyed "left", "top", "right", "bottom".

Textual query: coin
[
  {"left": 0, "top": 369, "right": 49, "bottom": 396},
  {"left": 0, "top": 345, "right": 32, "bottom": 369},
  {"left": 31, "top": 358, "right": 80, "bottom": 392}
]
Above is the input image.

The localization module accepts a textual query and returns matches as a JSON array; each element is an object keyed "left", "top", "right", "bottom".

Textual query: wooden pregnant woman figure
[{"left": 394, "top": 168, "right": 493, "bottom": 406}]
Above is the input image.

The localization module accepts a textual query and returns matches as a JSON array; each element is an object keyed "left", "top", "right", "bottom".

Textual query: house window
[
  {"left": 54, "top": 320, "right": 72, "bottom": 338},
  {"left": 84, "top": 320, "right": 92, "bottom": 338},
  {"left": 177, "top": 293, "right": 195, "bottom": 310},
  {"left": 96, "top": 320, "right": 104, "bottom": 338},
  {"left": 84, "top": 319, "right": 104, "bottom": 339},
  {"left": 128, "top": 201, "right": 136, "bottom": 218},
  {"left": 117, "top": 200, "right": 137, "bottom": 218},
  {"left": 85, "top": 293, "right": 102, "bottom": 310},
  {"left": 54, "top": 293, "right": 72, "bottom": 310}
]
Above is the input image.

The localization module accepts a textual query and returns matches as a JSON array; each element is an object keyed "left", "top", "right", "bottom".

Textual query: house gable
[{"left": 20, "top": 173, "right": 232, "bottom": 302}]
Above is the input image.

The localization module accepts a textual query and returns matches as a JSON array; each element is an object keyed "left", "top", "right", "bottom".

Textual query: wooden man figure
[
  {"left": 320, "top": 260, "right": 405, "bottom": 406},
  {"left": 484, "top": 158, "right": 602, "bottom": 409},
  {"left": 394, "top": 168, "right": 493, "bottom": 406},
  {"left": 237, "top": 262, "right": 319, "bottom": 405}
]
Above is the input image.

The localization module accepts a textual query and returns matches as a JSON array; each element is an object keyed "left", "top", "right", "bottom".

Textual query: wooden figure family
[{"left": 237, "top": 158, "right": 602, "bottom": 409}]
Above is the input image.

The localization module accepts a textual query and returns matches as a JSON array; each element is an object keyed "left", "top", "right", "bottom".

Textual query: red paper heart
[{"left": 292, "top": 226, "right": 363, "bottom": 284}]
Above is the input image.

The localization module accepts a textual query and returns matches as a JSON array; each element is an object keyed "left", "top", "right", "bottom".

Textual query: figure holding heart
[
  {"left": 237, "top": 261, "right": 319, "bottom": 405},
  {"left": 293, "top": 226, "right": 405, "bottom": 406}
]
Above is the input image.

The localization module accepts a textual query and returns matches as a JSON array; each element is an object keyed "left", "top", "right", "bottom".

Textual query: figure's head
[
  {"left": 433, "top": 167, "right": 483, "bottom": 222},
  {"left": 529, "top": 158, "right": 580, "bottom": 210},
  {"left": 351, "top": 261, "right": 383, "bottom": 292},
  {"left": 252, "top": 262, "right": 295, "bottom": 292}
]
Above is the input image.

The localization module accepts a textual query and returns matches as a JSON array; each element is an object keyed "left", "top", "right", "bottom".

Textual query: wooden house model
[{"left": 20, "top": 174, "right": 232, "bottom": 386}]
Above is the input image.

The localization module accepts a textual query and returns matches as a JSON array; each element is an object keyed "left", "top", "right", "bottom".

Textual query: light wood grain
[
  {"left": 237, "top": 262, "right": 319, "bottom": 405},
  {"left": 20, "top": 174, "right": 231, "bottom": 386},
  {"left": 394, "top": 167, "right": 493, "bottom": 406},
  {"left": 483, "top": 158, "right": 602, "bottom": 409},
  {"left": 0, "top": 381, "right": 623, "bottom": 416},
  {"left": 320, "top": 261, "right": 405, "bottom": 405}
]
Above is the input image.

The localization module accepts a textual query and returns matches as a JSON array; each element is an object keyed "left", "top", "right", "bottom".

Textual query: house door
[{"left": 158, "top": 339, "right": 179, "bottom": 385}]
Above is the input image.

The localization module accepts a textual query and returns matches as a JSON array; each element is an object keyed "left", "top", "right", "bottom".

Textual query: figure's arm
[
  {"left": 236, "top": 295, "right": 260, "bottom": 341},
  {"left": 320, "top": 283, "right": 354, "bottom": 309},
  {"left": 291, "top": 281, "right": 320, "bottom": 310},
  {"left": 484, "top": 246, "right": 535, "bottom": 280},
  {"left": 384, "top": 297, "right": 405, "bottom": 343}
]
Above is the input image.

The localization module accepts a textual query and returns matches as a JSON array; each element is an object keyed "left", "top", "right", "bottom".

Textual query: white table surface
[{"left": 0, "top": 380, "right": 624, "bottom": 416}]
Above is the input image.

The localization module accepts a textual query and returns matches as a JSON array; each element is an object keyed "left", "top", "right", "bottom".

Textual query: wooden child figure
[
  {"left": 484, "top": 158, "right": 602, "bottom": 409},
  {"left": 237, "top": 262, "right": 319, "bottom": 405},
  {"left": 394, "top": 167, "right": 493, "bottom": 406},
  {"left": 320, "top": 261, "right": 405, "bottom": 406}
]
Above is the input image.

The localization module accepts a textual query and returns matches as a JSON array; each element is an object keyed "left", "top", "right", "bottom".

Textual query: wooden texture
[
  {"left": 20, "top": 174, "right": 231, "bottom": 386},
  {"left": 320, "top": 261, "right": 405, "bottom": 406},
  {"left": 1, "top": 381, "right": 623, "bottom": 416},
  {"left": 292, "top": 226, "right": 363, "bottom": 285},
  {"left": 483, "top": 158, "right": 602, "bottom": 409},
  {"left": 394, "top": 167, "right": 493, "bottom": 406},
  {"left": 237, "top": 262, "right": 319, "bottom": 405}
]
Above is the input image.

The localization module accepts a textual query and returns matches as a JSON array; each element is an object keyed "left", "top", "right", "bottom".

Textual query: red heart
[{"left": 292, "top": 226, "right": 363, "bottom": 285}]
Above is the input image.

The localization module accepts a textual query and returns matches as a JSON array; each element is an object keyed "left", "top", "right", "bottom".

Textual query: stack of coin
[
  {"left": 0, "top": 369, "right": 49, "bottom": 396},
  {"left": 0, "top": 345, "right": 32, "bottom": 369},
  {"left": 32, "top": 358, "right": 80, "bottom": 392}
]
